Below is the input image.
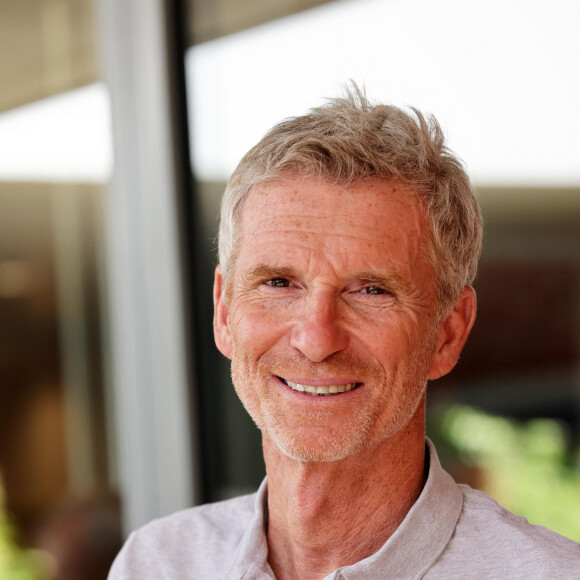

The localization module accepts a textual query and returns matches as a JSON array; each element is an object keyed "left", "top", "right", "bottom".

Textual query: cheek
[
  {"left": 366, "top": 318, "right": 436, "bottom": 378},
  {"left": 362, "top": 320, "right": 414, "bottom": 360},
  {"left": 229, "top": 302, "right": 285, "bottom": 353}
]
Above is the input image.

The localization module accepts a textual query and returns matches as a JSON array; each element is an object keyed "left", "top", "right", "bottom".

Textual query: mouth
[{"left": 278, "top": 377, "right": 361, "bottom": 396}]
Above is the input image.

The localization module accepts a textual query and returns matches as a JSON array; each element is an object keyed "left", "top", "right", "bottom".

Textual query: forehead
[
  {"left": 241, "top": 177, "right": 427, "bottom": 240},
  {"left": 236, "top": 177, "right": 432, "bottom": 278}
]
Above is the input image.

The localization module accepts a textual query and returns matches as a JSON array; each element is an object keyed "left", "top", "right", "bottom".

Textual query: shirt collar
[
  {"left": 224, "top": 478, "right": 274, "bottom": 579},
  {"left": 226, "top": 439, "right": 463, "bottom": 580},
  {"left": 332, "top": 439, "right": 463, "bottom": 579}
]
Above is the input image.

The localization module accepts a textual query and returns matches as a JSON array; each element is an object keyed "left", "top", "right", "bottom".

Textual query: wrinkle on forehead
[
  {"left": 244, "top": 178, "right": 424, "bottom": 229},
  {"left": 235, "top": 177, "right": 433, "bottom": 290}
]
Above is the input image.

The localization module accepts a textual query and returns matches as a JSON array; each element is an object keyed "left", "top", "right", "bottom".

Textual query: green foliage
[
  {"left": 0, "top": 503, "right": 43, "bottom": 580},
  {"left": 434, "top": 405, "right": 580, "bottom": 542}
]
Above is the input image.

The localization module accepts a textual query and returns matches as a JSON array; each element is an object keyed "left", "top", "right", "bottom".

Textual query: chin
[
  {"left": 269, "top": 435, "right": 367, "bottom": 463},
  {"left": 261, "top": 392, "right": 427, "bottom": 464},
  {"left": 263, "top": 418, "right": 391, "bottom": 463}
]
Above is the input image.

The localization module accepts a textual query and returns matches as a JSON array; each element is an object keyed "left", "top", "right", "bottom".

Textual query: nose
[{"left": 289, "top": 288, "right": 348, "bottom": 362}]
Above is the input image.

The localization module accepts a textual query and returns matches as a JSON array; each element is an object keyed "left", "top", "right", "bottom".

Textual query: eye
[
  {"left": 361, "top": 285, "right": 386, "bottom": 295},
  {"left": 266, "top": 278, "right": 292, "bottom": 288}
]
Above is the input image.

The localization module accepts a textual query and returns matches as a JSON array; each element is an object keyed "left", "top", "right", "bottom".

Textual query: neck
[{"left": 264, "top": 399, "right": 427, "bottom": 580}]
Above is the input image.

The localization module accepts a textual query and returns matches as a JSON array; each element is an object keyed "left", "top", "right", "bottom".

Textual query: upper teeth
[{"left": 284, "top": 380, "right": 357, "bottom": 396}]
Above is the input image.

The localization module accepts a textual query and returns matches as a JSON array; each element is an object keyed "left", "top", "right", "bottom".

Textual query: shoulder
[
  {"left": 429, "top": 484, "right": 580, "bottom": 579},
  {"left": 108, "top": 493, "right": 257, "bottom": 579},
  {"left": 137, "top": 491, "right": 257, "bottom": 542}
]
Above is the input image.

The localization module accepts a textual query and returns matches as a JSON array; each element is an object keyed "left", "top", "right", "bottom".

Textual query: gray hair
[{"left": 218, "top": 86, "right": 483, "bottom": 311}]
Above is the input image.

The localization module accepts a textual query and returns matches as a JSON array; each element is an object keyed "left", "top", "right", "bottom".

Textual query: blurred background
[{"left": 0, "top": 0, "right": 578, "bottom": 577}]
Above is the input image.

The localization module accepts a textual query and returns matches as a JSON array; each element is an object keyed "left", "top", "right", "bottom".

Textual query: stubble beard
[{"left": 230, "top": 333, "right": 438, "bottom": 464}]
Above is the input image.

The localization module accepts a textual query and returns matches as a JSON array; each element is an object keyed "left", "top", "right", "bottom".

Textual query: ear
[
  {"left": 213, "top": 265, "right": 233, "bottom": 359},
  {"left": 428, "top": 286, "right": 477, "bottom": 380}
]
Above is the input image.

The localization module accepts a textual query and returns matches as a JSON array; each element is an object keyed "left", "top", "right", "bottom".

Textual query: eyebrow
[
  {"left": 243, "top": 264, "right": 296, "bottom": 283},
  {"left": 352, "top": 271, "right": 413, "bottom": 294}
]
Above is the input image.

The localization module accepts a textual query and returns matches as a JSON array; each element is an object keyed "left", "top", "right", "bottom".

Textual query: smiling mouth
[{"left": 279, "top": 378, "right": 360, "bottom": 396}]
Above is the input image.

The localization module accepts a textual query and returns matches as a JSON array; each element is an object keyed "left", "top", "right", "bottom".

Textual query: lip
[
  {"left": 275, "top": 376, "right": 363, "bottom": 398},
  {"left": 278, "top": 376, "right": 361, "bottom": 387}
]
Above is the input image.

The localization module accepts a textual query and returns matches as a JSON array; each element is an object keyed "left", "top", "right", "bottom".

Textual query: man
[{"left": 109, "top": 88, "right": 579, "bottom": 579}]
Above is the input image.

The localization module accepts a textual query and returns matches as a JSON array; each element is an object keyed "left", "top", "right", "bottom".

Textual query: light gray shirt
[{"left": 109, "top": 441, "right": 580, "bottom": 579}]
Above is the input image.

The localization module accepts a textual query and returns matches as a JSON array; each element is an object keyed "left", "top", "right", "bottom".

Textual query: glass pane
[
  {"left": 184, "top": 0, "right": 580, "bottom": 540},
  {"left": 0, "top": 1, "right": 119, "bottom": 578}
]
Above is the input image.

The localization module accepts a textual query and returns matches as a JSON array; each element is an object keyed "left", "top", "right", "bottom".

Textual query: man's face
[{"left": 214, "top": 178, "right": 447, "bottom": 462}]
